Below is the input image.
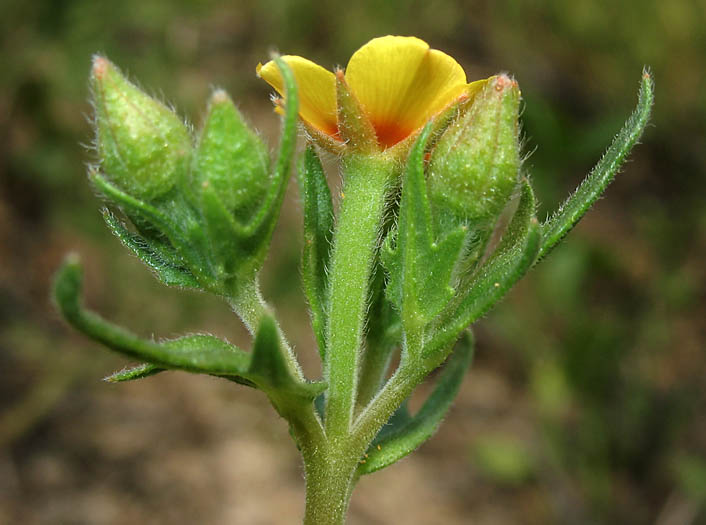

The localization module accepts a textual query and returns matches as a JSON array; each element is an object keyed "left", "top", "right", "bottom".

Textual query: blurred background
[{"left": 1, "top": 1, "right": 705, "bottom": 523}]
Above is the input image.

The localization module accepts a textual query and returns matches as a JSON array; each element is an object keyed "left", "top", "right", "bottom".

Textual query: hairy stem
[
  {"left": 324, "top": 154, "right": 395, "bottom": 437},
  {"left": 228, "top": 278, "right": 307, "bottom": 383},
  {"left": 302, "top": 446, "right": 359, "bottom": 525}
]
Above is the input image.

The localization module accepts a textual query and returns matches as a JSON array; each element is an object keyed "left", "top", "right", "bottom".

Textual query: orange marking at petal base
[
  {"left": 257, "top": 36, "right": 492, "bottom": 150},
  {"left": 371, "top": 121, "right": 414, "bottom": 149},
  {"left": 373, "top": 122, "right": 414, "bottom": 148}
]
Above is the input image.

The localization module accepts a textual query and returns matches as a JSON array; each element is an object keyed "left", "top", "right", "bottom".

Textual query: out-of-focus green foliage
[
  {"left": 471, "top": 433, "right": 536, "bottom": 486},
  {"left": 2, "top": 1, "right": 704, "bottom": 523}
]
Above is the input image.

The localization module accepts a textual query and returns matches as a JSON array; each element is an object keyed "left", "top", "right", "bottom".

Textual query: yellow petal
[
  {"left": 257, "top": 56, "right": 337, "bottom": 136},
  {"left": 466, "top": 77, "right": 491, "bottom": 100},
  {"left": 345, "top": 36, "right": 468, "bottom": 147}
]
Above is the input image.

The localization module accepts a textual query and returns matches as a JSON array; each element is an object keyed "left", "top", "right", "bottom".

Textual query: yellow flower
[{"left": 257, "top": 35, "right": 486, "bottom": 150}]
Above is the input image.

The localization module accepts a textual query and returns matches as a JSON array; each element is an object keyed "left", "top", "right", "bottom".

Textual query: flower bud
[
  {"left": 194, "top": 90, "right": 270, "bottom": 221},
  {"left": 91, "top": 56, "right": 191, "bottom": 201},
  {"left": 428, "top": 74, "right": 521, "bottom": 233}
]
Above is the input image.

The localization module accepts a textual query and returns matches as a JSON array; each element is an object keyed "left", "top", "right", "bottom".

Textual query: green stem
[
  {"left": 324, "top": 154, "right": 395, "bottom": 437},
  {"left": 352, "top": 332, "right": 443, "bottom": 449},
  {"left": 352, "top": 365, "right": 421, "bottom": 448},
  {"left": 228, "top": 278, "right": 306, "bottom": 383},
  {"left": 229, "top": 279, "right": 332, "bottom": 499},
  {"left": 302, "top": 447, "right": 359, "bottom": 525},
  {"left": 227, "top": 278, "right": 261, "bottom": 332}
]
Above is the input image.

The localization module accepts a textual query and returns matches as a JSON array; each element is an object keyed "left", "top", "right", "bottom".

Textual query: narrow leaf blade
[
  {"left": 199, "top": 182, "right": 252, "bottom": 279},
  {"left": 418, "top": 226, "right": 467, "bottom": 321},
  {"left": 428, "top": 216, "right": 541, "bottom": 357},
  {"left": 102, "top": 209, "right": 200, "bottom": 289},
  {"left": 390, "top": 122, "right": 467, "bottom": 328},
  {"left": 104, "top": 363, "right": 164, "bottom": 382},
  {"left": 91, "top": 171, "right": 216, "bottom": 288},
  {"left": 53, "top": 255, "right": 252, "bottom": 377},
  {"left": 248, "top": 315, "right": 326, "bottom": 401},
  {"left": 538, "top": 70, "right": 654, "bottom": 261},
  {"left": 495, "top": 177, "right": 537, "bottom": 258},
  {"left": 359, "top": 331, "right": 474, "bottom": 475},
  {"left": 298, "top": 146, "right": 334, "bottom": 357},
  {"left": 243, "top": 55, "right": 299, "bottom": 237}
]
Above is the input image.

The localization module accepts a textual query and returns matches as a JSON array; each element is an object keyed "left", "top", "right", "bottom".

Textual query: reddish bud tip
[
  {"left": 493, "top": 74, "right": 515, "bottom": 92},
  {"left": 210, "top": 89, "right": 229, "bottom": 104},
  {"left": 92, "top": 56, "right": 109, "bottom": 80}
]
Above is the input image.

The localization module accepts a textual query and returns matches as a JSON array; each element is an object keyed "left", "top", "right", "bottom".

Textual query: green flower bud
[
  {"left": 91, "top": 56, "right": 191, "bottom": 201},
  {"left": 194, "top": 90, "right": 270, "bottom": 222},
  {"left": 428, "top": 74, "right": 521, "bottom": 233}
]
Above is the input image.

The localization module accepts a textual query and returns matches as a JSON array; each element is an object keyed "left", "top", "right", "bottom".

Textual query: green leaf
[
  {"left": 53, "top": 255, "right": 327, "bottom": 406},
  {"left": 91, "top": 168, "right": 177, "bottom": 233},
  {"left": 241, "top": 56, "right": 299, "bottom": 239},
  {"left": 427, "top": 188, "right": 540, "bottom": 356},
  {"left": 102, "top": 208, "right": 200, "bottom": 289},
  {"left": 53, "top": 255, "right": 252, "bottom": 377},
  {"left": 104, "top": 363, "right": 164, "bottom": 382},
  {"left": 198, "top": 181, "right": 255, "bottom": 280},
  {"left": 384, "top": 123, "right": 467, "bottom": 333},
  {"left": 196, "top": 56, "right": 300, "bottom": 301},
  {"left": 161, "top": 333, "right": 252, "bottom": 372},
  {"left": 298, "top": 146, "right": 334, "bottom": 357},
  {"left": 358, "top": 331, "right": 474, "bottom": 475},
  {"left": 248, "top": 315, "right": 327, "bottom": 410},
  {"left": 91, "top": 170, "right": 217, "bottom": 290},
  {"left": 367, "top": 400, "right": 413, "bottom": 444},
  {"left": 494, "top": 177, "right": 537, "bottom": 258},
  {"left": 538, "top": 70, "right": 654, "bottom": 262}
]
